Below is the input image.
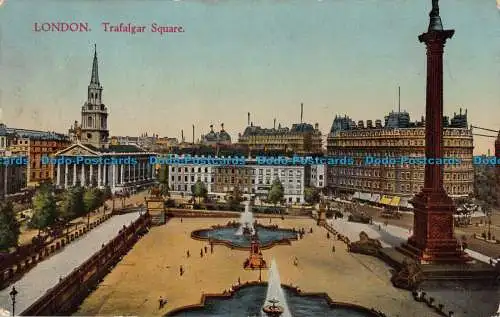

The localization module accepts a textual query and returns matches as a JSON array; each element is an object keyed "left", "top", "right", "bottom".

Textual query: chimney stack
[
  {"left": 181, "top": 129, "right": 184, "bottom": 142},
  {"left": 274, "top": 118, "right": 276, "bottom": 129},
  {"left": 192, "top": 124, "right": 195, "bottom": 144},
  {"left": 300, "top": 103, "right": 303, "bottom": 123},
  {"left": 248, "top": 112, "right": 250, "bottom": 126},
  {"left": 221, "top": 123, "right": 224, "bottom": 131}
]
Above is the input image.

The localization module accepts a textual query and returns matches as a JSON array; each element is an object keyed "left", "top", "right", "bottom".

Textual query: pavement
[{"left": 76, "top": 217, "right": 439, "bottom": 317}]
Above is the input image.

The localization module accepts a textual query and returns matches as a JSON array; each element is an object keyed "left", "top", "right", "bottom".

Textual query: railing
[
  {"left": 0, "top": 213, "right": 114, "bottom": 290},
  {"left": 20, "top": 213, "right": 151, "bottom": 316}
]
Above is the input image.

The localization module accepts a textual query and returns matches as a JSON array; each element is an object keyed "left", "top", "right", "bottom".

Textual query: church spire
[{"left": 91, "top": 44, "right": 99, "bottom": 85}]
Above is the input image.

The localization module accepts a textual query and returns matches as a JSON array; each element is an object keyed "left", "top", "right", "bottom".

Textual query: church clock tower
[{"left": 81, "top": 44, "right": 109, "bottom": 149}]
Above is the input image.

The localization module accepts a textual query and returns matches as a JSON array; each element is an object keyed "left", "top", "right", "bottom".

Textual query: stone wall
[{"left": 20, "top": 213, "right": 151, "bottom": 316}]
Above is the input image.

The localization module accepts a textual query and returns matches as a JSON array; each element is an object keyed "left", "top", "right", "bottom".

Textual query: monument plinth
[
  {"left": 145, "top": 186, "right": 167, "bottom": 225},
  {"left": 243, "top": 239, "right": 267, "bottom": 270}
]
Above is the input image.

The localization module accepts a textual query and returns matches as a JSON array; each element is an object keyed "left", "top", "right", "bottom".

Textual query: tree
[
  {"left": 0, "top": 202, "right": 20, "bottom": 252},
  {"left": 158, "top": 166, "right": 170, "bottom": 197},
  {"left": 304, "top": 186, "right": 320, "bottom": 205},
  {"left": 227, "top": 184, "right": 243, "bottom": 210},
  {"left": 103, "top": 185, "right": 112, "bottom": 201},
  {"left": 474, "top": 165, "right": 500, "bottom": 207},
  {"left": 60, "top": 185, "right": 85, "bottom": 222},
  {"left": 83, "top": 187, "right": 100, "bottom": 215},
  {"left": 268, "top": 178, "right": 284, "bottom": 213},
  {"left": 30, "top": 184, "right": 59, "bottom": 234},
  {"left": 191, "top": 180, "right": 208, "bottom": 204}
]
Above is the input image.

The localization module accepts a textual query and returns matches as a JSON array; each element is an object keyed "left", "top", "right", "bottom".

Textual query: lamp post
[
  {"left": 9, "top": 286, "right": 17, "bottom": 316},
  {"left": 259, "top": 266, "right": 262, "bottom": 282},
  {"left": 486, "top": 206, "right": 492, "bottom": 241}
]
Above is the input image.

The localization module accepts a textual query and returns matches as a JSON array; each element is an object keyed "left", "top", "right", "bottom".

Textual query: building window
[{"left": 87, "top": 116, "right": 93, "bottom": 127}]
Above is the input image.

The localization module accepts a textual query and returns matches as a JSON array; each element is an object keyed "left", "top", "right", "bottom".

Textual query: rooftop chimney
[
  {"left": 375, "top": 120, "right": 382, "bottom": 128},
  {"left": 181, "top": 129, "right": 184, "bottom": 142},
  {"left": 248, "top": 112, "right": 250, "bottom": 126},
  {"left": 274, "top": 118, "right": 276, "bottom": 129},
  {"left": 300, "top": 103, "right": 303, "bottom": 123},
  {"left": 367, "top": 120, "right": 373, "bottom": 128},
  {"left": 358, "top": 120, "right": 365, "bottom": 129},
  {"left": 221, "top": 123, "right": 224, "bottom": 131},
  {"left": 192, "top": 124, "right": 195, "bottom": 144}
]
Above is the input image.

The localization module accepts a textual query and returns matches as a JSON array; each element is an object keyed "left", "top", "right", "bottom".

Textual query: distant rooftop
[
  {"left": 6, "top": 127, "right": 69, "bottom": 141},
  {"left": 330, "top": 108, "right": 468, "bottom": 133}
]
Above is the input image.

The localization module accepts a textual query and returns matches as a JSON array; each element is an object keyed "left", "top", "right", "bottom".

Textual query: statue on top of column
[
  {"left": 431, "top": 0, "right": 439, "bottom": 16},
  {"left": 428, "top": 0, "right": 443, "bottom": 31}
]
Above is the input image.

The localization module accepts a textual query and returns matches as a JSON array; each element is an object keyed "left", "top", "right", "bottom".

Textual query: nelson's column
[{"left": 398, "top": 0, "right": 469, "bottom": 263}]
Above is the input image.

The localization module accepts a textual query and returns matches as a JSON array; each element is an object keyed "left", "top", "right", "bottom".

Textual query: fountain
[
  {"left": 191, "top": 200, "right": 297, "bottom": 249},
  {"left": 236, "top": 201, "right": 256, "bottom": 236},
  {"left": 262, "top": 259, "right": 291, "bottom": 317}
]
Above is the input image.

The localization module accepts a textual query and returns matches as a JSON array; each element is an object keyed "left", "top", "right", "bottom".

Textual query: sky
[{"left": 0, "top": 0, "right": 499, "bottom": 154}]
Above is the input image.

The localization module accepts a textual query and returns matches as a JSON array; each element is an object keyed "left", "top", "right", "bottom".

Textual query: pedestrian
[
  {"left": 187, "top": 250, "right": 190, "bottom": 258},
  {"left": 204, "top": 246, "right": 208, "bottom": 253},
  {"left": 200, "top": 249, "right": 204, "bottom": 257},
  {"left": 310, "top": 228, "right": 313, "bottom": 233},
  {"left": 180, "top": 265, "right": 184, "bottom": 276},
  {"left": 159, "top": 296, "right": 163, "bottom": 309},
  {"left": 293, "top": 257, "right": 298, "bottom": 266},
  {"left": 210, "top": 243, "right": 214, "bottom": 254},
  {"left": 269, "top": 218, "right": 272, "bottom": 223},
  {"left": 327, "top": 232, "right": 330, "bottom": 239},
  {"left": 332, "top": 245, "right": 336, "bottom": 253},
  {"left": 238, "top": 277, "right": 241, "bottom": 284}
]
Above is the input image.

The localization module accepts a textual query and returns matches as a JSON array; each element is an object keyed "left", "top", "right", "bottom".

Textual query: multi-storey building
[
  {"left": 496, "top": 131, "right": 500, "bottom": 182},
  {"left": 166, "top": 156, "right": 306, "bottom": 204},
  {"left": 309, "top": 164, "right": 326, "bottom": 189},
  {"left": 213, "top": 165, "right": 253, "bottom": 194},
  {"left": 7, "top": 128, "right": 70, "bottom": 187},
  {"left": 169, "top": 163, "right": 215, "bottom": 194},
  {"left": 0, "top": 160, "right": 27, "bottom": 199},
  {"left": 237, "top": 110, "right": 322, "bottom": 155},
  {"left": 327, "top": 110, "right": 474, "bottom": 200},
  {"left": 54, "top": 45, "right": 156, "bottom": 193}
]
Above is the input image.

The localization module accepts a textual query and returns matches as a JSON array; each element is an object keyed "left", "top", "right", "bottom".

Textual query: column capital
[{"left": 418, "top": 29, "right": 454, "bottom": 44}]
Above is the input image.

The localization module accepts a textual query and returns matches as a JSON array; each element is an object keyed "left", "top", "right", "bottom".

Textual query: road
[{"left": 0, "top": 211, "right": 141, "bottom": 315}]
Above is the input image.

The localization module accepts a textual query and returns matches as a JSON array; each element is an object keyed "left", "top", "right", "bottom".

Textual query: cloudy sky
[{"left": 0, "top": 0, "right": 499, "bottom": 154}]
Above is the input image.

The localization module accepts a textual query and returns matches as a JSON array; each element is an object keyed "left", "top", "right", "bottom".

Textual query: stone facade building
[
  {"left": 327, "top": 110, "right": 474, "bottom": 200},
  {"left": 237, "top": 111, "right": 322, "bottom": 155},
  {"left": 54, "top": 45, "right": 156, "bottom": 193}
]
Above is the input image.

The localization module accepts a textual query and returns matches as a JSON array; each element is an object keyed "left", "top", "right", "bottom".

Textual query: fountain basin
[
  {"left": 191, "top": 224, "right": 298, "bottom": 249},
  {"left": 165, "top": 282, "right": 385, "bottom": 317}
]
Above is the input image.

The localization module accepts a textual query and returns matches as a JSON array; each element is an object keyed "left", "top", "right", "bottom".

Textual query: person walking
[
  {"left": 200, "top": 248, "right": 204, "bottom": 257},
  {"left": 180, "top": 265, "right": 184, "bottom": 276},
  {"left": 159, "top": 296, "right": 164, "bottom": 309},
  {"left": 332, "top": 245, "right": 336, "bottom": 253},
  {"left": 186, "top": 250, "right": 190, "bottom": 258},
  {"left": 204, "top": 246, "right": 208, "bottom": 253}
]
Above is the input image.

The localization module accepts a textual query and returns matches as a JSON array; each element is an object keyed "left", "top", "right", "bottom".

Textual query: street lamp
[
  {"left": 9, "top": 286, "right": 17, "bottom": 316},
  {"left": 259, "top": 266, "right": 262, "bottom": 282}
]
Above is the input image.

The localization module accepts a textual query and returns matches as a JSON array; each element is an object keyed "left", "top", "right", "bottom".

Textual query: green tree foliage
[
  {"left": 268, "top": 178, "right": 284, "bottom": 212},
  {"left": 60, "top": 185, "right": 85, "bottom": 222},
  {"left": 83, "top": 187, "right": 102, "bottom": 215},
  {"left": 304, "top": 186, "right": 320, "bottom": 205},
  {"left": 103, "top": 185, "right": 112, "bottom": 201},
  {"left": 191, "top": 180, "right": 208, "bottom": 204},
  {"left": 474, "top": 165, "right": 499, "bottom": 207},
  {"left": 227, "top": 184, "right": 243, "bottom": 210},
  {"left": 30, "top": 184, "right": 59, "bottom": 233},
  {"left": 0, "top": 202, "right": 20, "bottom": 252},
  {"left": 158, "top": 166, "right": 170, "bottom": 197}
]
